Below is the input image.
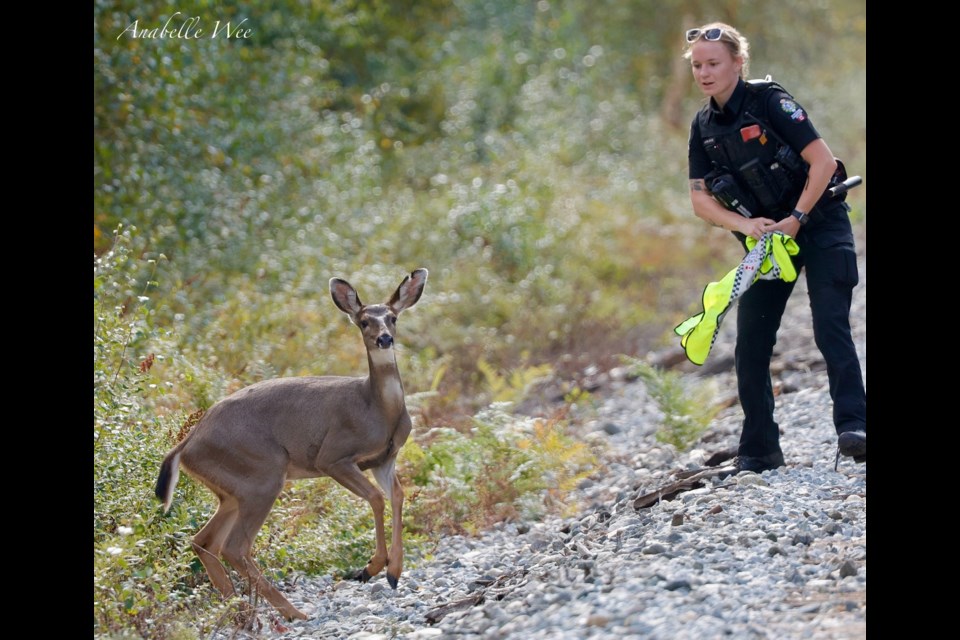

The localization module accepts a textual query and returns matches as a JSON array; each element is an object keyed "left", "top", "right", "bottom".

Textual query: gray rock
[{"left": 792, "top": 533, "right": 815, "bottom": 546}]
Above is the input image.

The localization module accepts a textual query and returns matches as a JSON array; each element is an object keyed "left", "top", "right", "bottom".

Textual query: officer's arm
[
  {"left": 762, "top": 90, "right": 837, "bottom": 218},
  {"left": 686, "top": 122, "right": 750, "bottom": 235},
  {"left": 794, "top": 138, "right": 838, "bottom": 215},
  {"left": 690, "top": 179, "right": 773, "bottom": 240}
]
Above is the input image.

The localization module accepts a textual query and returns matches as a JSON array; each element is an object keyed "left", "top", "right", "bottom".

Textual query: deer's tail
[
  {"left": 155, "top": 449, "right": 182, "bottom": 513},
  {"left": 155, "top": 409, "right": 206, "bottom": 513}
]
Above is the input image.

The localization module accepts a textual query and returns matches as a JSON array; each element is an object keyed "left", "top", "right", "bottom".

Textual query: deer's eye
[
  {"left": 388, "top": 316, "right": 397, "bottom": 325},
  {"left": 360, "top": 320, "right": 369, "bottom": 328}
]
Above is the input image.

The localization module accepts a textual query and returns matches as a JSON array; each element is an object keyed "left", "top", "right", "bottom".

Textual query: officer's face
[{"left": 689, "top": 41, "right": 743, "bottom": 107}]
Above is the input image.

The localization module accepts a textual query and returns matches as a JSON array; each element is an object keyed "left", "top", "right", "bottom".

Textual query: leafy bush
[
  {"left": 403, "top": 405, "right": 596, "bottom": 535},
  {"left": 477, "top": 359, "right": 554, "bottom": 404},
  {"left": 94, "top": 228, "right": 228, "bottom": 637}
]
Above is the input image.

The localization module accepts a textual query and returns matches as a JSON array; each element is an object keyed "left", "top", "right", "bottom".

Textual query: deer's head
[{"left": 330, "top": 268, "right": 428, "bottom": 353}]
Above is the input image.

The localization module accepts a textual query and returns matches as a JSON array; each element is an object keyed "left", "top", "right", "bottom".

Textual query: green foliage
[
  {"left": 623, "top": 358, "right": 721, "bottom": 452},
  {"left": 95, "top": 0, "right": 866, "bottom": 400},
  {"left": 403, "top": 406, "right": 596, "bottom": 534},
  {"left": 477, "top": 359, "right": 553, "bottom": 404},
  {"left": 94, "top": 228, "right": 233, "bottom": 637}
]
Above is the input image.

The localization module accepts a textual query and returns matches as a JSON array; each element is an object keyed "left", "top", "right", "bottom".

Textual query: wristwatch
[{"left": 791, "top": 209, "right": 809, "bottom": 226}]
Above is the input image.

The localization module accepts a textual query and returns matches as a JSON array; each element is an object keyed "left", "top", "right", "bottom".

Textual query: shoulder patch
[{"left": 779, "top": 98, "right": 806, "bottom": 122}]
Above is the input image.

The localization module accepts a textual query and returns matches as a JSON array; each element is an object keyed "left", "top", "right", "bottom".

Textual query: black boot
[{"left": 835, "top": 430, "right": 866, "bottom": 470}]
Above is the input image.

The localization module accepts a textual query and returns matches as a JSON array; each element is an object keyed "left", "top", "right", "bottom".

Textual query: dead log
[
  {"left": 425, "top": 569, "right": 529, "bottom": 624},
  {"left": 633, "top": 465, "right": 736, "bottom": 510}
]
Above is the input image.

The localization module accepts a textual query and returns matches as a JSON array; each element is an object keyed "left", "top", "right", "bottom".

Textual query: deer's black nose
[{"left": 377, "top": 334, "right": 394, "bottom": 349}]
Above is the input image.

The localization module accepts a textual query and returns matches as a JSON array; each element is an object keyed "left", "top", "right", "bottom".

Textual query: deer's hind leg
[
  {"left": 220, "top": 476, "right": 308, "bottom": 621},
  {"left": 191, "top": 495, "right": 241, "bottom": 601}
]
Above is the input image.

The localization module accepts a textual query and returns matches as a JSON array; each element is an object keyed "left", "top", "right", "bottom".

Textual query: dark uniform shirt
[{"left": 688, "top": 78, "right": 821, "bottom": 181}]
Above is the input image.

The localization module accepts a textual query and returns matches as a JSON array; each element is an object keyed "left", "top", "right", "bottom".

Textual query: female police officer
[{"left": 685, "top": 22, "right": 866, "bottom": 473}]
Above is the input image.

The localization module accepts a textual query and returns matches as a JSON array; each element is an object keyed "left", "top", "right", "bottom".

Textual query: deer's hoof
[
  {"left": 234, "top": 603, "right": 257, "bottom": 630},
  {"left": 354, "top": 568, "right": 372, "bottom": 583},
  {"left": 283, "top": 608, "right": 308, "bottom": 621},
  {"left": 387, "top": 573, "right": 399, "bottom": 589}
]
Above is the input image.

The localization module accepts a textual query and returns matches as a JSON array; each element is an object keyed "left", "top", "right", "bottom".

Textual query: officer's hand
[
  {"left": 763, "top": 217, "right": 801, "bottom": 238},
  {"left": 740, "top": 217, "right": 776, "bottom": 240}
]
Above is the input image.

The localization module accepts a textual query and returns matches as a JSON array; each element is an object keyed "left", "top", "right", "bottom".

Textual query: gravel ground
[{"left": 219, "top": 227, "right": 867, "bottom": 640}]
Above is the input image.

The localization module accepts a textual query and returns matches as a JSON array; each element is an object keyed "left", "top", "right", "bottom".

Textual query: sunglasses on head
[{"left": 686, "top": 28, "right": 726, "bottom": 43}]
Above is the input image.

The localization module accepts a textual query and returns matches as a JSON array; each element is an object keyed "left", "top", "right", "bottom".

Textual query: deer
[{"left": 154, "top": 267, "right": 428, "bottom": 621}]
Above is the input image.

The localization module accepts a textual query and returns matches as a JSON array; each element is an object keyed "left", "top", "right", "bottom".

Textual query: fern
[
  {"left": 623, "top": 358, "right": 720, "bottom": 452},
  {"left": 477, "top": 358, "right": 553, "bottom": 404}
]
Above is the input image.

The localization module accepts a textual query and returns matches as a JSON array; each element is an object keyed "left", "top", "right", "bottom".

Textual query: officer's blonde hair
[{"left": 684, "top": 22, "right": 750, "bottom": 80}]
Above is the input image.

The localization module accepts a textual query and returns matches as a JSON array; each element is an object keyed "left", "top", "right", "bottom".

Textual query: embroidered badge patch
[{"left": 780, "top": 98, "right": 806, "bottom": 122}]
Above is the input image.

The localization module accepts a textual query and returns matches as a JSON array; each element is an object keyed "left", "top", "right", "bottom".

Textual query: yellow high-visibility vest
[{"left": 675, "top": 231, "right": 800, "bottom": 365}]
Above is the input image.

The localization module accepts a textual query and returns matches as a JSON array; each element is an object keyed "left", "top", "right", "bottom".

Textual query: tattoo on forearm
[{"left": 690, "top": 179, "right": 706, "bottom": 192}]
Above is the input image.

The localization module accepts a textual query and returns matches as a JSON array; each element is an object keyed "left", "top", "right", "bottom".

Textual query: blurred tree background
[
  {"left": 94, "top": 1, "right": 865, "bottom": 635},
  {"left": 94, "top": 0, "right": 866, "bottom": 396}
]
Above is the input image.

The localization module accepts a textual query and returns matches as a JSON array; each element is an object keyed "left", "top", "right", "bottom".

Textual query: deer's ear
[
  {"left": 389, "top": 268, "right": 428, "bottom": 313},
  {"left": 330, "top": 278, "right": 363, "bottom": 316}
]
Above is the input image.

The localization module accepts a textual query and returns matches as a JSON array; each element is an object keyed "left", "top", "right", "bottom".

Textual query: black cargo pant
[{"left": 734, "top": 200, "right": 866, "bottom": 458}]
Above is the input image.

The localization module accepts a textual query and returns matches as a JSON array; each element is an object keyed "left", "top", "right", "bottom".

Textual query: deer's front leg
[
  {"left": 386, "top": 472, "right": 404, "bottom": 589},
  {"left": 326, "top": 461, "right": 389, "bottom": 581}
]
